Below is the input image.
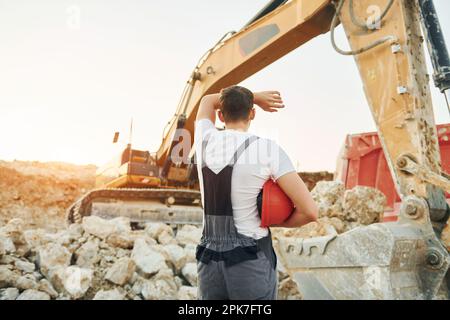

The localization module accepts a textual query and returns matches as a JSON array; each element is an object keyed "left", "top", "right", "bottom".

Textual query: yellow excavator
[{"left": 67, "top": 0, "right": 450, "bottom": 299}]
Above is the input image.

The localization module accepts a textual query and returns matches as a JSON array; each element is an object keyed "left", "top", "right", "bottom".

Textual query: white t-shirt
[{"left": 194, "top": 119, "right": 295, "bottom": 239}]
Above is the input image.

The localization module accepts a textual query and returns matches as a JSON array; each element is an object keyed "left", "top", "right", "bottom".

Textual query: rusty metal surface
[
  {"left": 63, "top": 0, "right": 450, "bottom": 299},
  {"left": 276, "top": 195, "right": 450, "bottom": 299},
  {"left": 278, "top": 1, "right": 450, "bottom": 299},
  {"left": 66, "top": 188, "right": 201, "bottom": 224},
  {"left": 275, "top": 223, "right": 434, "bottom": 299},
  {"left": 338, "top": 0, "right": 444, "bottom": 204},
  {"left": 275, "top": 223, "right": 425, "bottom": 269}
]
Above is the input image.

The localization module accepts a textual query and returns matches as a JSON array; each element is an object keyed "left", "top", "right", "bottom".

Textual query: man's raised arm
[
  {"left": 196, "top": 94, "right": 221, "bottom": 123},
  {"left": 197, "top": 90, "right": 285, "bottom": 123}
]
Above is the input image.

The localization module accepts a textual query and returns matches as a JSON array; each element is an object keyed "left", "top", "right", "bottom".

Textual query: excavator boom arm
[
  {"left": 154, "top": 0, "right": 450, "bottom": 299},
  {"left": 156, "top": 0, "right": 336, "bottom": 168},
  {"left": 158, "top": 0, "right": 450, "bottom": 216}
]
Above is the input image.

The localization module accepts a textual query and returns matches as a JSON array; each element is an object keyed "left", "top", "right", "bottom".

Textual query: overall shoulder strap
[
  {"left": 200, "top": 133, "right": 212, "bottom": 168},
  {"left": 229, "top": 135, "right": 259, "bottom": 166}
]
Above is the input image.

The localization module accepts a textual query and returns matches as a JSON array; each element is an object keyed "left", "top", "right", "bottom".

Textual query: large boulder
[
  {"left": 23, "top": 229, "right": 51, "bottom": 248},
  {"left": 175, "top": 225, "right": 202, "bottom": 246},
  {"left": 163, "top": 244, "right": 187, "bottom": 272},
  {"left": 173, "top": 276, "right": 183, "bottom": 290},
  {"left": 177, "top": 286, "right": 197, "bottom": 300},
  {"left": 105, "top": 257, "right": 135, "bottom": 286},
  {"left": 75, "top": 238, "right": 100, "bottom": 268},
  {"left": 37, "top": 243, "right": 71, "bottom": 278},
  {"left": 131, "top": 238, "right": 167, "bottom": 277},
  {"left": 131, "top": 276, "right": 146, "bottom": 296},
  {"left": 0, "top": 235, "right": 15, "bottom": 255},
  {"left": 0, "top": 287, "right": 19, "bottom": 300},
  {"left": 130, "top": 232, "right": 158, "bottom": 246},
  {"left": 181, "top": 262, "right": 197, "bottom": 286},
  {"left": 157, "top": 229, "right": 176, "bottom": 245},
  {"left": 15, "top": 274, "right": 38, "bottom": 291},
  {"left": 38, "top": 279, "right": 59, "bottom": 299},
  {"left": 0, "top": 236, "right": 10, "bottom": 257},
  {"left": 311, "top": 181, "right": 345, "bottom": 219},
  {"left": 47, "top": 230, "right": 76, "bottom": 248},
  {"left": 342, "top": 186, "right": 386, "bottom": 224},
  {"left": 0, "top": 265, "right": 19, "bottom": 288},
  {"left": 321, "top": 217, "right": 346, "bottom": 234},
  {"left": 310, "top": 182, "right": 386, "bottom": 230},
  {"left": 109, "top": 217, "right": 132, "bottom": 234},
  {"left": 50, "top": 266, "right": 93, "bottom": 299},
  {"left": 145, "top": 222, "right": 173, "bottom": 239},
  {"left": 16, "top": 289, "right": 50, "bottom": 300},
  {"left": 106, "top": 233, "right": 134, "bottom": 249},
  {"left": 67, "top": 223, "right": 84, "bottom": 239},
  {"left": 14, "top": 259, "right": 36, "bottom": 273},
  {"left": 0, "top": 254, "right": 15, "bottom": 265},
  {"left": 183, "top": 244, "right": 197, "bottom": 263},
  {"left": 141, "top": 278, "right": 177, "bottom": 300},
  {"left": 93, "top": 288, "right": 126, "bottom": 300},
  {"left": 0, "top": 218, "right": 26, "bottom": 245},
  {"left": 154, "top": 265, "right": 176, "bottom": 283},
  {"left": 82, "top": 216, "right": 130, "bottom": 240},
  {"left": 0, "top": 219, "right": 29, "bottom": 256}
]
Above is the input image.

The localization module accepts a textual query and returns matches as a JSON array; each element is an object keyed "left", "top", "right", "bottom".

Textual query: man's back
[
  {"left": 195, "top": 119, "right": 295, "bottom": 240},
  {"left": 193, "top": 87, "right": 317, "bottom": 300}
]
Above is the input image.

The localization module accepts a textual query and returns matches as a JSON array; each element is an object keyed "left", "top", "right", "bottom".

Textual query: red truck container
[{"left": 336, "top": 123, "right": 450, "bottom": 222}]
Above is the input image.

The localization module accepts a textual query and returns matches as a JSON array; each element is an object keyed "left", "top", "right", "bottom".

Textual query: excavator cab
[{"left": 95, "top": 144, "right": 161, "bottom": 189}]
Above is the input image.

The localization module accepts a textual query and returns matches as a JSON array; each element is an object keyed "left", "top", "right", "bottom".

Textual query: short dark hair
[{"left": 219, "top": 86, "right": 254, "bottom": 122}]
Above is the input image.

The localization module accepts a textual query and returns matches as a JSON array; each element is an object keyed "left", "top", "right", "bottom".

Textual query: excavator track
[{"left": 66, "top": 188, "right": 202, "bottom": 225}]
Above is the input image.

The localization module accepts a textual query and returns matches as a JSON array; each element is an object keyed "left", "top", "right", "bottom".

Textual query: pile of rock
[
  {"left": 0, "top": 181, "right": 390, "bottom": 300},
  {"left": 273, "top": 181, "right": 387, "bottom": 240},
  {"left": 0, "top": 216, "right": 200, "bottom": 300},
  {"left": 0, "top": 215, "right": 305, "bottom": 300}
]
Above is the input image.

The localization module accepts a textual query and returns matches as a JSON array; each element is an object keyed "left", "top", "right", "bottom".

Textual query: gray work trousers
[{"left": 197, "top": 250, "right": 278, "bottom": 300}]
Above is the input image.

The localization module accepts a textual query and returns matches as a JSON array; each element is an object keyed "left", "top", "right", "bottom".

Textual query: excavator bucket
[{"left": 275, "top": 196, "right": 450, "bottom": 300}]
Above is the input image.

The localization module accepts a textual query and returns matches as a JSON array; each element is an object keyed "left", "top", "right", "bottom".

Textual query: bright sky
[{"left": 1, "top": 0, "right": 449, "bottom": 172}]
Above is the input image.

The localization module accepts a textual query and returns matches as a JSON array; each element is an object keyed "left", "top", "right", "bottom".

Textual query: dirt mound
[
  {"left": 0, "top": 161, "right": 95, "bottom": 231},
  {"left": 0, "top": 161, "right": 95, "bottom": 182}
]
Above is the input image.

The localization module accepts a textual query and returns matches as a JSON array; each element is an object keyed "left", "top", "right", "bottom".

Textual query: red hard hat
[{"left": 258, "top": 179, "right": 294, "bottom": 228}]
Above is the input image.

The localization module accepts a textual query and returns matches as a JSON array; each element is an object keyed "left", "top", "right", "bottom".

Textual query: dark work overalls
[{"left": 196, "top": 135, "right": 278, "bottom": 300}]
